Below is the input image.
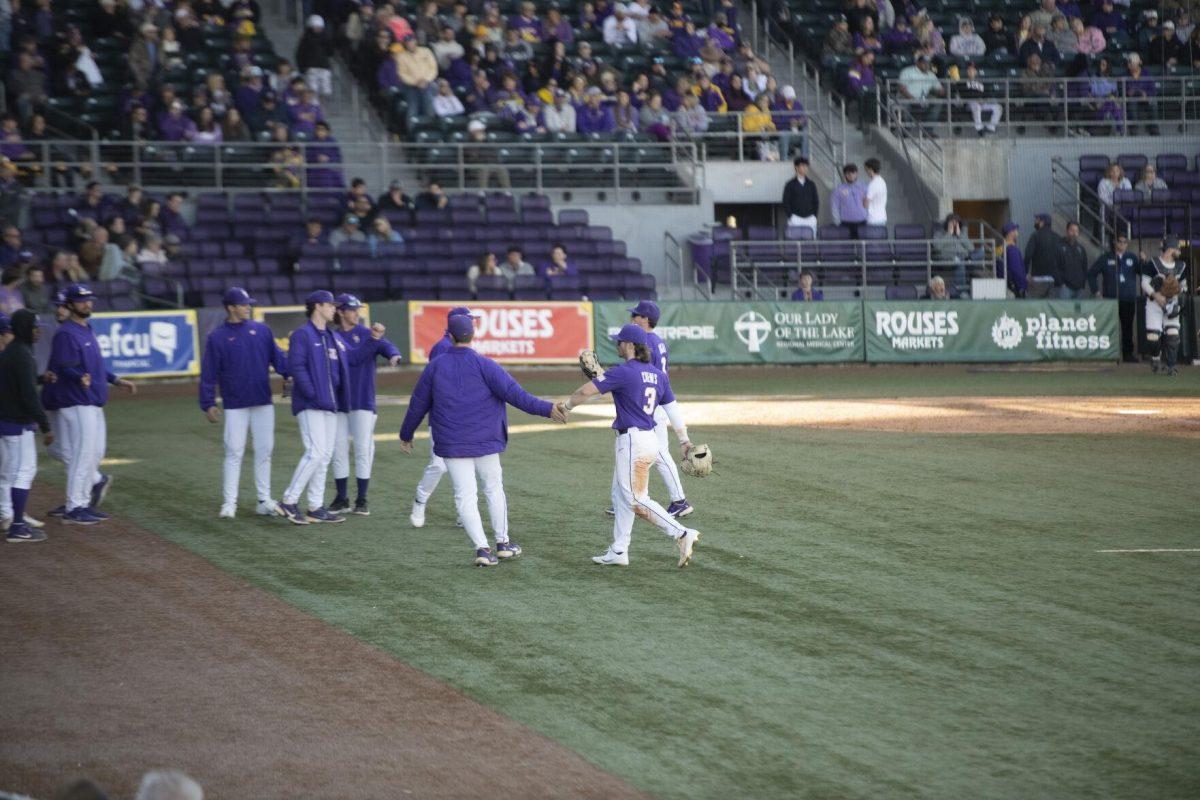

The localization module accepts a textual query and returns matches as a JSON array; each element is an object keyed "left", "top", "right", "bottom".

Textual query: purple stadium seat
[
  {"left": 1117, "top": 154, "right": 1147, "bottom": 176},
  {"left": 270, "top": 209, "right": 305, "bottom": 226},
  {"left": 512, "top": 274, "right": 547, "bottom": 299},
  {"left": 521, "top": 209, "right": 553, "bottom": 226},
  {"left": 747, "top": 225, "right": 777, "bottom": 241},
  {"left": 1157, "top": 154, "right": 1187, "bottom": 173},
  {"left": 558, "top": 209, "right": 589, "bottom": 226},
  {"left": 1078, "top": 155, "right": 1110, "bottom": 172},
  {"left": 199, "top": 242, "right": 223, "bottom": 259},
  {"left": 383, "top": 209, "right": 414, "bottom": 227},
  {"left": 337, "top": 242, "right": 371, "bottom": 259},
  {"left": 485, "top": 193, "right": 516, "bottom": 211},
  {"left": 222, "top": 241, "right": 246, "bottom": 257},
  {"left": 886, "top": 285, "right": 918, "bottom": 300},
  {"left": 521, "top": 193, "right": 551, "bottom": 211},
  {"left": 448, "top": 193, "right": 481, "bottom": 209},
  {"left": 1150, "top": 189, "right": 1173, "bottom": 203},
  {"left": 474, "top": 275, "right": 510, "bottom": 299},
  {"left": 196, "top": 208, "right": 230, "bottom": 225},
  {"left": 377, "top": 242, "right": 406, "bottom": 259},
  {"left": 416, "top": 209, "right": 451, "bottom": 225},
  {"left": 487, "top": 210, "right": 520, "bottom": 226},
  {"left": 622, "top": 274, "right": 656, "bottom": 299}
]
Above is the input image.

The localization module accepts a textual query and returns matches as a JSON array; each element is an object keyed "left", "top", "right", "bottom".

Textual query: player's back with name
[
  {"left": 645, "top": 331, "right": 669, "bottom": 373},
  {"left": 594, "top": 359, "right": 674, "bottom": 432}
]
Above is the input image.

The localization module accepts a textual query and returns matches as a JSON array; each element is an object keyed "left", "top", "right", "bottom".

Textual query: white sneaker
[
  {"left": 410, "top": 500, "right": 426, "bottom": 528},
  {"left": 219, "top": 504, "right": 236, "bottom": 519},
  {"left": 25, "top": 515, "right": 45, "bottom": 529},
  {"left": 677, "top": 529, "right": 700, "bottom": 568},
  {"left": 592, "top": 548, "right": 629, "bottom": 566},
  {"left": 256, "top": 499, "right": 281, "bottom": 516}
]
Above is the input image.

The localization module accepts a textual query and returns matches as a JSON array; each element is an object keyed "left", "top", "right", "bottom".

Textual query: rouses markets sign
[
  {"left": 409, "top": 301, "right": 594, "bottom": 364},
  {"left": 865, "top": 300, "right": 1118, "bottom": 362},
  {"left": 594, "top": 302, "right": 864, "bottom": 364}
]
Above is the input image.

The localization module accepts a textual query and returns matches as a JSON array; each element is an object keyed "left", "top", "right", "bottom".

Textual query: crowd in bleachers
[
  {"left": 1081, "top": 150, "right": 1200, "bottom": 239},
  {"left": 772, "top": 0, "right": 1199, "bottom": 132}
]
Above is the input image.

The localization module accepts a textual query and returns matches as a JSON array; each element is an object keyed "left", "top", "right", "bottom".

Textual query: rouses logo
[
  {"left": 734, "top": 311, "right": 772, "bottom": 353},
  {"left": 92, "top": 311, "right": 199, "bottom": 377},
  {"left": 991, "top": 313, "right": 1023, "bottom": 349},
  {"left": 411, "top": 302, "right": 592, "bottom": 364},
  {"left": 874, "top": 310, "right": 960, "bottom": 350}
]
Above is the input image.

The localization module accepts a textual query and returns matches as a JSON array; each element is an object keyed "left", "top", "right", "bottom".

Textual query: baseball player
[
  {"left": 409, "top": 305, "right": 475, "bottom": 528},
  {"left": 1140, "top": 238, "right": 1188, "bottom": 376},
  {"left": 0, "top": 310, "right": 54, "bottom": 542},
  {"left": 559, "top": 323, "right": 700, "bottom": 568},
  {"left": 36, "top": 292, "right": 83, "bottom": 522},
  {"left": 199, "top": 286, "right": 291, "bottom": 519},
  {"left": 48, "top": 284, "right": 136, "bottom": 525},
  {"left": 0, "top": 312, "right": 46, "bottom": 531},
  {"left": 276, "top": 290, "right": 355, "bottom": 525},
  {"left": 399, "top": 313, "right": 565, "bottom": 566},
  {"left": 329, "top": 293, "right": 401, "bottom": 516}
]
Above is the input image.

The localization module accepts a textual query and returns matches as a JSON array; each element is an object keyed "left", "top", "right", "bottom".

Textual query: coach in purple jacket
[
  {"left": 276, "top": 289, "right": 352, "bottom": 525},
  {"left": 400, "top": 314, "right": 565, "bottom": 566}
]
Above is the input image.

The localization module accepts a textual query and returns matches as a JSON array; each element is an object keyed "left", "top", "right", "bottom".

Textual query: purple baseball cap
[
  {"left": 306, "top": 289, "right": 336, "bottom": 304},
  {"left": 447, "top": 313, "right": 475, "bottom": 340},
  {"left": 1002, "top": 221, "right": 1020, "bottom": 234},
  {"left": 447, "top": 305, "right": 474, "bottom": 319},
  {"left": 1034, "top": 212, "right": 1051, "bottom": 224},
  {"left": 611, "top": 323, "right": 647, "bottom": 346},
  {"left": 65, "top": 283, "right": 95, "bottom": 302},
  {"left": 336, "top": 293, "right": 364, "bottom": 309},
  {"left": 222, "top": 286, "right": 257, "bottom": 306},
  {"left": 627, "top": 300, "right": 660, "bottom": 323}
]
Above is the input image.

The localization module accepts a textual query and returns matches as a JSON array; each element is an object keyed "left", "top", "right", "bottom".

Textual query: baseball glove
[
  {"left": 681, "top": 443, "right": 713, "bottom": 477},
  {"left": 579, "top": 349, "right": 605, "bottom": 380},
  {"left": 1161, "top": 274, "right": 1181, "bottom": 298}
]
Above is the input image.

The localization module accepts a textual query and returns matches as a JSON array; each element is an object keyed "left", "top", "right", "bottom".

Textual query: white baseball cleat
[
  {"left": 676, "top": 529, "right": 700, "bottom": 568},
  {"left": 410, "top": 500, "right": 426, "bottom": 528},
  {"left": 592, "top": 548, "right": 629, "bottom": 566},
  {"left": 219, "top": 504, "right": 236, "bottom": 519},
  {"left": 256, "top": 499, "right": 281, "bottom": 516}
]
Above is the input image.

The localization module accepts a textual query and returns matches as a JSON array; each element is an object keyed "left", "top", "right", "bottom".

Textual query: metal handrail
[{"left": 886, "top": 99, "right": 946, "bottom": 212}]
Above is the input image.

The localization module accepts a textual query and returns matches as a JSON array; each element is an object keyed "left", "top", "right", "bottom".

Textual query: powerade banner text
[
  {"left": 409, "top": 301, "right": 593, "bottom": 364},
  {"left": 92, "top": 310, "right": 200, "bottom": 378},
  {"left": 864, "top": 300, "right": 1119, "bottom": 362},
  {"left": 594, "top": 301, "right": 864, "bottom": 364}
]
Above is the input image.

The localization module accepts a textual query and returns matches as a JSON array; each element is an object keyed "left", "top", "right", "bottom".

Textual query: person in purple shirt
[
  {"left": 673, "top": 21, "right": 705, "bottom": 60},
  {"left": 846, "top": 50, "right": 877, "bottom": 129},
  {"left": 159, "top": 193, "right": 190, "bottom": 239},
  {"left": 558, "top": 323, "right": 700, "bottom": 568},
  {"left": 1090, "top": 0, "right": 1126, "bottom": 36},
  {"left": 288, "top": 88, "right": 325, "bottom": 137},
  {"left": 577, "top": 88, "right": 616, "bottom": 133},
  {"left": 998, "top": 221, "right": 1028, "bottom": 297},
  {"left": 276, "top": 290, "right": 352, "bottom": 526},
  {"left": 410, "top": 305, "right": 476, "bottom": 529},
  {"left": 199, "top": 287, "right": 290, "bottom": 520},
  {"left": 830, "top": 162, "right": 868, "bottom": 235},
  {"left": 509, "top": 2, "right": 544, "bottom": 42},
  {"left": 234, "top": 66, "right": 266, "bottom": 118},
  {"left": 305, "top": 121, "right": 345, "bottom": 188},
  {"left": 329, "top": 294, "right": 401, "bottom": 517},
  {"left": 790, "top": 271, "right": 825, "bottom": 301},
  {"left": 400, "top": 313, "right": 565, "bottom": 566},
  {"left": 46, "top": 284, "right": 136, "bottom": 526},
  {"left": 158, "top": 100, "right": 197, "bottom": 141}
]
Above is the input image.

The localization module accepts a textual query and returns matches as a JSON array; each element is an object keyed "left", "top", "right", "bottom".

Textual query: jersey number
[{"left": 643, "top": 387, "right": 657, "bottom": 414}]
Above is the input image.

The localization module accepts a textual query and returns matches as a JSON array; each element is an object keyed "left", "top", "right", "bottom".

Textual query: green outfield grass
[{"left": 81, "top": 366, "right": 1199, "bottom": 799}]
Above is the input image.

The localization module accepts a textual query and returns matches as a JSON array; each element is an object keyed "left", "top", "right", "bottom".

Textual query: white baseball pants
[
  {"left": 223, "top": 405, "right": 276, "bottom": 506},
  {"left": 414, "top": 432, "right": 447, "bottom": 503},
  {"left": 283, "top": 409, "right": 337, "bottom": 509},
  {"left": 611, "top": 429, "right": 686, "bottom": 554},
  {"left": 444, "top": 453, "right": 508, "bottom": 550},
  {"left": 332, "top": 410, "right": 377, "bottom": 481},
  {"left": 0, "top": 431, "right": 37, "bottom": 519},
  {"left": 609, "top": 410, "right": 686, "bottom": 506},
  {"left": 1145, "top": 299, "right": 1179, "bottom": 333},
  {"left": 60, "top": 405, "right": 105, "bottom": 512}
]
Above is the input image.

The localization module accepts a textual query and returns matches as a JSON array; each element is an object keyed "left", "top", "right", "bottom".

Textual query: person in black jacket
[
  {"left": 1053, "top": 221, "right": 1089, "bottom": 299},
  {"left": 1023, "top": 213, "right": 1060, "bottom": 284},
  {"left": 0, "top": 309, "right": 53, "bottom": 542},
  {"left": 296, "top": 15, "right": 334, "bottom": 98},
  {"left": 782, "top": 156, "right": 819, "bottom": 236}
]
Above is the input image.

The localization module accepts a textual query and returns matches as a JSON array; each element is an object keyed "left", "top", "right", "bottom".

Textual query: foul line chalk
[{"left": 1097, "top": 548, "right": 1200, "bottom": 554}]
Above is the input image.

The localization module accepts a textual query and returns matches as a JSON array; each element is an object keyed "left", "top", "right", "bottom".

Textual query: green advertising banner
[
  {"left": 594, "top": 301, "right": 865, "bottom": 364},
  {"left": 864, "top": 300, "right": 1120, "bottom": 362}
]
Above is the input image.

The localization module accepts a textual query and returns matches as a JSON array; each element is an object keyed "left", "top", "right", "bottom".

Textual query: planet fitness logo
[
  {"left": 990, "top": 313, "right": 1023, "bottom": 350},
  {"left": 734, "top": 311, "right": 772, "bottom": 353}
]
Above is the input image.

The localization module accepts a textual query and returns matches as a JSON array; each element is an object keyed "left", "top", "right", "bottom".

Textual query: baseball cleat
[
  {"left": 604, "top": 507, "right": 616, "bottom": 516},
  {"left": 48, "top": 505, "right": 66, "bottom": 518},
  {"left": 256, "top": 500, "right": 281, "bottom": 516},
  {"left": 25, "top": 515, "right": 44, "bottom": 529},
  {"left": 306, "top": 507, "right": 345, "bottom": 524},
  {"left": 90, "top": 474, "right": 112, "bottom": 508},
  {"left": 495, "top": 540, "right": 523, "bottom": 558},
  {"left": 667, "top": 500, "right": 694, "bottom": 518},
  {"left": 353, "top": 500, "right": 370, "bottom": 516},
  {"left": 410, "top": 500, "right": 426, "bottom": 528},
  {"left": 6, "top": 522, "right": 47, "bottom": 542},
  {"left": 63, "top": 508, "right": 100, "bottom": 526},
  {"left": 219, "top": 504, "right": 236, "bottom": 519},
  {"left": 676, "top": 529, "right": 700, "bottom": 568},
  {"left": 592, "top": 548, "right": 629, "bottom": 566},
  {"left": 84, "top": 507, "right": 111, "bottom": 521},
  {"left": 474, "top": 547, "right": 499, "bottom": 566},
  {"left": 329, "top": 497, "right": 351, "bottom": 513},
  {"left": 277, "top": 502, "right": 309, "bottom": 525}
]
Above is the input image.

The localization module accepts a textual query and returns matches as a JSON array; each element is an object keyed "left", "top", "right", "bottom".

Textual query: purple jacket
[
  {"left": 577, "top": 104, "right": 615, "bottom": 134},
  {"left": 47, "top": 320, "right": 118, "bottom": 408},
  {"left": 288, "top": 321, "right": 351, "bottom": 415},
  {"left": 158, "top": 113, "right": 196, "bottom": 142},
  {"left": 234, "top": 84, "right": 263, "bottom": 118},
  {"left": 831, "top": 180, "right": 868, "bottom": 224},
  {"left": 335, "top": 324, "right": 401, "bottom": 412},
  {"left": 847, "top": 63, "right": 876, "bottom": 93},
  {"left": 159, "top": 207, "right": 189, "bottom": 239},
  {"left": 791, "top": 288, "right": 825, "bottom": 301},
  {"left": 199, "top": 320, "right": 289, "bottom": 411},
  {"left": 429, "top": 332, "right": 454, "bottom": 360},
  {"left": 999, "top": 244, "right": 1028, "bottom": 294},
  {"left": 399, "top": 346, "right": 552, "bottom": 457}
]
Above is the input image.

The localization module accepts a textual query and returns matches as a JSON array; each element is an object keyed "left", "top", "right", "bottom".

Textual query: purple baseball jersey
[
  {"left": 592, "top": 359, "right": 675, "bottom": 431},
  {"left": 644, "top": 331, "right": 669, "bottom": 373}
]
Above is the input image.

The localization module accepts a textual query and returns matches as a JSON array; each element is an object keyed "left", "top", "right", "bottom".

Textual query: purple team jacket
[
  {"left": 399, "top": 346, "right": 552, "bottom": 458},
  {"left": 199, "top": 320, "right": 290, "bottom": 411},
  {"left": 47, "top": 320, "right": 118, "bottom": 408},
  {"left": 334, "top": 323, "right": 402, "bottom": 412},
  {"left": 288, "top": 321, "right": 350, "bottom": 415}
]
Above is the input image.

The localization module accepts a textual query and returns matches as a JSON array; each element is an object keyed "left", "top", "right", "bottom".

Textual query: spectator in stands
[
  {"left": 1020, "top": 54, "right": 1057, "bottom": 127},
  {"left": 193, "top": 108, "right": 222, "bottom": 145},
  {"left": 863, "top": 157, "right": 887, "bottom": 226},
  {"left": 290, "top": 218, "right": 326, "bottom": 261},
  {"left": 545, "top": 6, "right": 576, "bottom": 44},
  {"left": 604, "top": 4, "right": 638, "bottom": 46},
  {"left": 288, "top": 87, "right": 325, "bottom": 137},
  {"left": 791, "top": 271, "right": 823, "bottom": 301},
  {"left": 50, "top": 251, "right": 88, "bottom": 283},
  {"left": 76, "top": 182, "right": 109, "bottom": 222},
  {"left": 235, "top": 66, "right": 266, "bottom": 118},
  {"left": 161, "top": 25, "right": 184, "bottom": 70},
  {"left": 20, "top": 263, "right": 50, "bottom": 314},
  {"left": 0, "top": 162, "right": 21, "bottom": 222},
  {"left": 77, "top": 225, "right": 107, "bottom": 277},
  {"left": 346, "top": 178, "right": 375, "bottom": 215},
  {"left": 674, "top": 92, "right": 710, "bottom": 135},
  {"left": 983, "top": 14, "right": 1010, "bottom": 54},
  {"left": 330, "top": 214, "right": 366, "bottom": 256},
  {"left": 743, "top": 93, "right": 778, "bottom": 155},
  {"left": 397, "top": 34, "right": 439, "bottom": 128},
  {"left": 1012, "top": 14, "right": 1034, "bottom": 53},
  {"left": 433, "top": 27, "right": 465, "bottom": 71},
  {"left": 270, "top": 127, "right": 304, "bottom": 188},
  {"left": 955, "top": 61, "right": 1001, "bottom": 135},
  {"left": 248, "top": 90, "right": 288, "bottom": 135},
  {"left": 1124, "top": 54, "right": 1157, "bottom": 135},
  {"left": 950, "top": 18, "right": 987, "bottom": 58},
  {"left": 724, "top": 75, "right": 750, "bottom": 113},
  {"left": 306, "top": 121, "right": 344, "bottom": 188},
  {"left": 883, "top": 17, "right": 919, "bottom": 54},
  {"left": 639, "top": 91, "right": 672, "bottom": 140},
  {"left": 1019, "top": 24, "right": 1061, "bottom": 65},
  {"left": 934, "top": 213, "right": 973, "bottom": 290},
  {"left": 415, "top": 179, "right": 449, "bottom": 210},
  {"left": 8, "top": 52, "right": 47, "bottom": 122},
  {"left": 1090, "top": 0, "right": 1126, "bottom": 37},
  {"left": 1087, "top": 233, "right": 1140, "bottom": 361},
  {"left": 368, "top": 216, "right": 404, "bottom": 257},
  {"left": 1023, "top": 212, "right": 1060, "bottom": 280},
  {"left": 693, "top": 74, "right": 727, "bottom": 113},
  {"left": 432, "top": 79, "right": 465, "bottom": 118},
  {"left": 128, "top": 22, "right": 161, "bottom": 91},
  {"left": 502, "top": 246, "right": 537, "bottom": 285},
  {"left": 773, "top": 86, "right": 807, "bottom": 160},
  {"left": 122, "top": 103, "right": 154, "bottom": 142},
  {"left": 466, "top": 120, "right": 511, "bottom": 189},
  {"left": 1053, "top": 221, "right": 1089, "bottom": 299},
  {"left": 823, "top": 15, "right": 854, "bottom": 59},
  {"left": 222, "top": 108, "right": 252, "bottom": 142},
  {"left": 1148, "top": 21, "right": 1185, "bottom": 67},
  {"left": 830, "top": 164, "right": 868, "bottom": 235},
  {"left": 854, "top": 17, "right": 884, "bottom": 54},
  {"left": 467, "top": 251, "right": 502, "bottom": 294},
  {"left": 613, "top": 91, "right": 639, "bottom": 132},
  {"left": 378, "top": 180, "right": 414, "bottom": 214},
  {"left": 136, "top": 235, "right": 168, "bottom": 270},
  {"left": 640, "top": 7, "right": 670, "bottom": 41},
  {"left": 502, "top": 27, "right": 534, "bottom": 63},
  {"left": 846, "top": 50, "right": 876, "bottom": 130},
  {"left": 1049, "top": 15, "right": 1078, "bottom": 58},
  {"left": 923, "top": 275, "right": 950, "bottom": 300},
  {"left": 897, "top": 55, "right": 945, "bottom": 120},
  {"left": 846, "top": 0, "right": 877, "bottom": 35},
  {"left": 0, "top": 267, "right": 23, "bottom": 313},
  {"left": 578, "top": 87, "right": 616, "bottom": 134},
  {"left": 542, "top": 244, "right": 576, "bottom": 279},
  {"left": 544, "top": 90, "right": 578, "bottom": 133},
  {"left": 783, "top": 156, "right": 819, "bottom": 234},
  {"left": 1071, "top": 16, "right": 1106, "bottom": 55},
  {"left": 160, "top": 193, "right": 189, "bottom": 240},
  {"left": 159, "top": 100, "right": 197, "bottom": 142},
  {"left": 999, "top": 221, "right": 1028, "bottom": 297},
  {"left": 1134, "top": 164, "right": 1167, "bottom": 199},
  {"left": 914, "top": 15, "right": 946, "bottom": 56},
  {"left": 672, "top": 20, "right": 704, "bottom": 60},
  {"left": 1031, "top": 0, "right": 1058, "bottom": 32},
  {"left": 0, "top": 115, "right": 35, "bottom": 164}
]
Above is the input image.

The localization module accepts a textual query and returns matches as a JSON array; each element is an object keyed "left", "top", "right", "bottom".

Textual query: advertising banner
[
  {"left": 864, "top": 300, "right": 1119, "bottom": 362},
  {"left": 594, "top": 301, "right": 864, "bottom": 364},
  {"left": 408, "top": 301, "right": 594, "bottom": 364},
  {"left": 253, "top": 305, "right": 371, "bottom": 352},
  {"left": 92, "top": 309, "right": 200, "bottom": 378}
]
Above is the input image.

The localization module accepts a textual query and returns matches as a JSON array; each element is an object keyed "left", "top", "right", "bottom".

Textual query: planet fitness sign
[
  {"left": 92, "top": 310, "right": 200, "bottom": 378},
  {"left": 408, "top": 301, "right": 594, "bottom": 364}
]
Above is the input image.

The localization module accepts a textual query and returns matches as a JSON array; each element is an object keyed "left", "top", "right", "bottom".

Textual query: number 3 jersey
[{"left": 592, "top": 359, "right": 675, "bottom": 432}]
